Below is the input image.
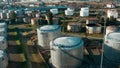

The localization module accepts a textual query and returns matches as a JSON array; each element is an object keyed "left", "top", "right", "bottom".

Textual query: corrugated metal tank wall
[
  {"left": 37, "top": 25, "right": 61, "bottom": 49},
  {"left": 50, "top": 36, "right": 84, "bottom": 68},
  {"left": 104, "top": 32, "right": 120, "bottom": 63}
]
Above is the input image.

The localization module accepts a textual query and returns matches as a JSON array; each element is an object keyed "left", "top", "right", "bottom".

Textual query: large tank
[
  {"left": 0, "top": 36, "right": 7, "bottom": 50},
  {"left": 37, "top": 25, "right": 61, "bottom": 49},
  {"left": 104, "top": 32, "right": 120, "bottom": 63},
  {"left": 86, "top": 24, "right": 101, "bottom": 34},
  {"left": 0, "top": 50, "right": 8, "bottom": 68},
  {"left": 106, "top": 26, "right": 119, "bottom": 35},
  {"left": 65, "top": 8, "right": 74, "bottom": 16},
  {"left": 80, "top": 7, "right": 89, "bottom": 17},
  {"left": 50, "top": 36, "right": 84, "bottom": 68},
  {"left": 50, "top": 9, "right": 58, "bottom": 15},
  {"left": 107, "top": 9, "right": 118, "bottom": 18}
]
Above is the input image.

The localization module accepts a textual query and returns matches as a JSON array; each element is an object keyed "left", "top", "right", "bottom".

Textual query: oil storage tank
[
  {"left": 80, "top": 7, "right": 89, "bottom": 17},
  {"left": 0, "top": 36, "right": 7, "bottom": 50},
  {"left": 106, "top": 26, "right": 119, "bottom": 35},
  {"left": 86, "top": 24, "right": 101, "bottom": 34},
  {"left": 50, "top": 9, "right": 58, "bottom": 15},
  {"left": 65, "top": 8, "right": 74, "bottom": 16},
  {"left": 50, "top": 36, "right": 84, "bottom": 68},
  {"left": 0, "top": 50, "right": 8, "bottom": 68},
  {"left": 37, "top": 25, "right": 61, "bottom": 49},
  {"left": 104, "top": 32, "right": 120, "bottom": 63}
]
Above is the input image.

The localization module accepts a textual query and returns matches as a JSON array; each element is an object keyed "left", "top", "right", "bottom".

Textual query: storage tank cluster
[
  {"left": 107, "top": 9, "right": 118, "bottom": 18},
  {"left": 86, "top": 24, "right": 101, "bottom": 34},
  {"left": 80, "top": 7, "right": 89, "bottom": 17},
  {"left": 50, "top": 8, "right": 58, "bottom": 15},
  {"left": 37, "top": 24, "right": 85, "bottom": 68},
  {"left": 65, "top": 8, "right": 74, "bottom": 16},
  {"left": 104, "top": 32, "right": 120, "bottom": 64},
  {"left": 37, "top": 25, "right": 62, "bottom": 49},
  {"left": 50, "top": 36, "right": 84, "bottom": 68},
  {"left": 0, "top": 22, "right": 8, "bottom": 68}
]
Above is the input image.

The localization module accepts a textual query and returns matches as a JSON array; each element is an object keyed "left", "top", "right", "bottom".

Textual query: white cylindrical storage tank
[
  {"left": 80, "top": 10, "right": 89, "bottom": 17},
  {"left": 80, "top": 7, "right": 89, "bottom": 17},
  {"left": 104, "top": 32, "right": 120, "bottom": 63},
  {"left": 0, "top": 23, "right": 7, "bottom": 29},
  {"left": 50, "top": 36, "right": 84, "bottom": 68},
  {"left": 0, "top": 50, "right": 8, "bottom": 68},
  {"left": 86, "top": 24, "right": 101, "bottom": 34},
  {"left": 65, "top": 9, "right": 73, "bottom": 16},
  {"left": 0, "top": 36, "right": 7, "bottom": 50},
  {"left": 37, "top": 25, "right": 61, "bottom": 49},
  {"left": 0, "top": 13, "right": 7, "bottom": 19},
  {"left": 50, "top": 9, "right": 58, "bottom": 15},
  {"left": 106, "top": 26, "right": 119, "bottom": 35},
  {"left": 0, "top": 28, "right": 7, "bottom": 37},
  {"left": 107, "top": 9, "right": 118, "bottom": 18}
]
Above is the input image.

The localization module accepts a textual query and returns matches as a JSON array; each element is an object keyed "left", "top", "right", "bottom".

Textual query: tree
[
  {"left": 46, "top": 11, "right": 53, "bottom": 25},
  {"left": 10, "top": 11, "right": 17, "bottom": 23},
  {"left": 109, "top": 16, "right": 116, "bottom": 23}
]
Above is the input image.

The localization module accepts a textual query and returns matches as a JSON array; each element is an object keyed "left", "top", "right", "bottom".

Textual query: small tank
[
  {"left": 50, "top": 36, "right": 84, "bottom": 68},
  {"left": 86, "top": 24, "right": 101, "bottom": 34}
]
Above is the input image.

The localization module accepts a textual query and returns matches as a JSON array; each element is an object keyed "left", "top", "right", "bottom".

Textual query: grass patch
[
  {"left": 9, "top": 53, "right": 26, "bottom": 62},
  {"left": 8, "top": 32, "right": 17, "bottom": 35},
  {"left": 16, "top": 40, "right": 21, "bottom": 45}
]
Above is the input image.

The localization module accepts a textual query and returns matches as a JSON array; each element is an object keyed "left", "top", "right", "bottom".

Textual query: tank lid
[
  {"left": 0, "top": 50, "right": 6, "bottom": 58},
  {"left": 107, "top": 32, "right": 120, "bottom": 42},
  {"left": 40, "top": 25, "right": 60, "bottom": 32},
  {"left": 53, "top": 36, "right": 83, "bottom": 49}
]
